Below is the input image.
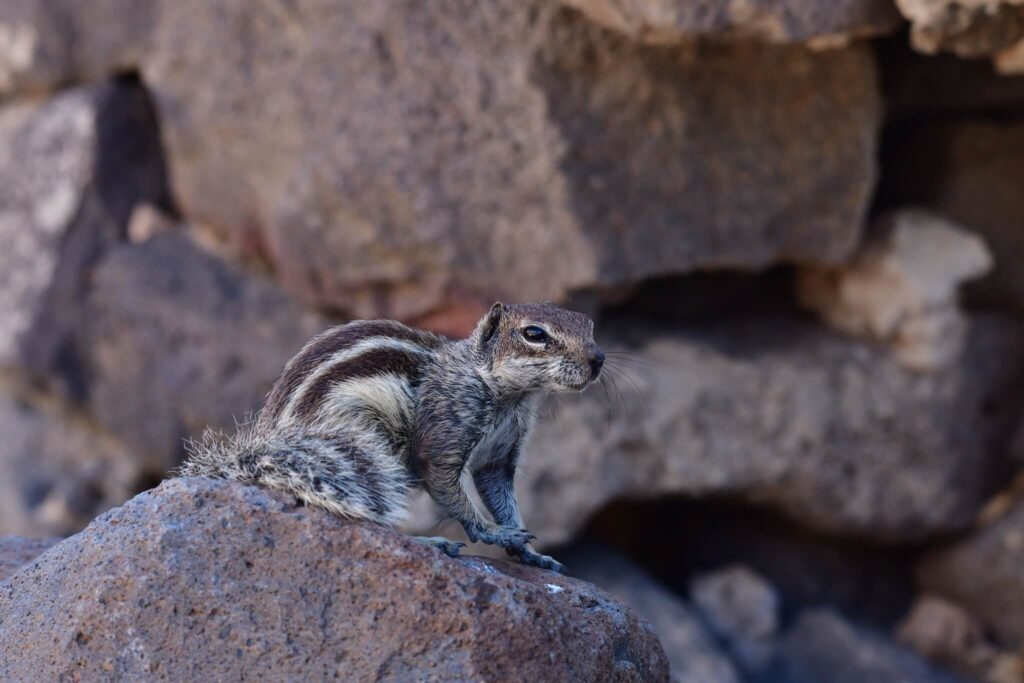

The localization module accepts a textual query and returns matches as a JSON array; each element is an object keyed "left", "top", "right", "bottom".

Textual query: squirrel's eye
[{"left": 522, "top": 326, "right": 548, "bottom": 343}]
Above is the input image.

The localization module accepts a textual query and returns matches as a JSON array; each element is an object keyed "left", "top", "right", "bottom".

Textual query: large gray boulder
[
  {"left": 513, "top": 313, "right": 1024, "bottom": 544},
  {"left": 0, "top": 478, "right": 669, "bottom": 682}
]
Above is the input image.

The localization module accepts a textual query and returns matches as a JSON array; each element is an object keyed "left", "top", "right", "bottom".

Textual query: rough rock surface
[
  {"left": 507, "top": 313, "right": 1024, "bottom": 544},
  {"left": 797, "top": 209, "right": 992, "bottom": 371},
  {"left": 0, "top": 81, "right": 167, "bottom": 376},
  {"left": 557, "top": 0, "right": 902, "bottom": 45},
  {"left": 774, "top": 608, "right": 965, "bottom": 682},
  {"left": 564, "top": 543, "right": 742, "bottom": 683},
  {"left": 0, "top": 535, "right": 58, "bottom": 582},
  {"left": 690, "top": 565, "right": 780, "bottom": 672},
  {"left": 918, "top": 501, "right": 1024, "bottom": 648},
  {"left": 0, "top": 478, "right": 669, "bottom": 682},
  {"left": 895, "top": 0, "right": 1024, "bottom": 57},
  {"left": 73, "top": 234, "right": 324, "bottom": 474},
  {"left": 0, "top": 379, "right": 140, "bottom": 537},
  {"left": 886, "top": 120, "right": 1024, "bottom": 315},
  {"left": 131, "top": 0, "right": 879, "bottom": 320}
]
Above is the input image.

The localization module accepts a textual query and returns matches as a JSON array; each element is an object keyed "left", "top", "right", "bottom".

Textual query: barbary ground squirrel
[{"left": 180, "top": 302, "right": 605, "bottom": 573}]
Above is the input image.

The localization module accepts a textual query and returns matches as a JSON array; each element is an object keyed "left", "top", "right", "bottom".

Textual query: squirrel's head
[{"left": 473, "top": 301, "right": 604, "bottom": 395}]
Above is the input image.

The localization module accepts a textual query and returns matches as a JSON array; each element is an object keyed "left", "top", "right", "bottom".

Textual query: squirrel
[{"left": 179, "top": 302, "right": 605, "bottom": 573}]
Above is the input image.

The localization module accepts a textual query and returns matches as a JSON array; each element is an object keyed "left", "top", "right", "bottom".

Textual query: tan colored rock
[
  {"left": 0, "top": 478, "right": 669, "bottom": 681},
  {"left": 797, "top": 209, "right": 992, "bottom": 371},
  {"left": 896, "top": 0, "right": 1024, "bottom": 57},
  {"left": 557, "top": 0, "right": 902, "bottom": 45},
  {"left": 919, "top": 501, "right": 1024, "bottom": 648}
]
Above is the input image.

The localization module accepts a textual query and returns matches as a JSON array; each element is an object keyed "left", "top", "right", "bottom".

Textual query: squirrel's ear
[{"left": 479, "top": 302, "right": 504, "bottom": 344}]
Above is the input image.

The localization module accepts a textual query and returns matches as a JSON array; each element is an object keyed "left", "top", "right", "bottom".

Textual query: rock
[
  {"left": 883, "top": 120, "right": 1024, "bottom": 315},
  {"left": 73, "top": 234, "right": 324, "bottom": 474},
  {"left": 0, "top": 0, "right": 150, "bottom": 96},
  {"left": 556, "top": 0, "right": 902, "bottom": 46},
  {"left": 132, "top": 0, "right": 879, "bottom": 319},
  {"left": 896, "top": 594, "right": 1008, "bottom": 682},
  {"left": 690, "top": 565, "right": 780, "bottom": 672},
  {"left": 895, "top": 0, "right": 1024, "bottom": 57},
  {"left": 0, "top": 478, "right": 669, "bottom": 682},
  {"left": 797, "top": 209, "right": 992, "bottom": 371},
  {"left": 0, "top": 536, "right": 58, "bottom": 582},
  {"left": 774, "top": 608, "right": 965, "bottom": 682},
  {"left": 918, "top": 500, "right": 1024, "bottom": 648},
  {"left": 0, "top": 378, "right": 141, "bottom": 537},
  {"left": 0, "top": 80, "right": 170, "bottom": 383},
  {"left": 508, "top": 313, "right": 1024, "bottom": 544},
  {"left": 564, "top": 543, "right": 742, "bottom": 683}
]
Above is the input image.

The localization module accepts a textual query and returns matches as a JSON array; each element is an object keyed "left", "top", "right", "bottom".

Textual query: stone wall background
[{"left": 2, "top": 1, "right": 1024, "bottom": 680}]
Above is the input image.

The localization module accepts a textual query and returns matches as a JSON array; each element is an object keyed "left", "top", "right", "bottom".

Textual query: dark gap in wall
[
  {"left": 567, "top": 495, "right": 922, "bottom": 631},
  {"left": 586, "top": 265, "right": 805, "bottom": 329}
]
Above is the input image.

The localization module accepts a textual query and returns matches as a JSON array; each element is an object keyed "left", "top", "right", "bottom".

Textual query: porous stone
[
  {"left": 918, "top": 500, "right": 1024, "bottom": 648},
  {"left": 0, "top": 478, "right": 669, "bottom": 682},
  {"left": 0, "top": 535, "right": 58, "bottom": 582},
  {"left": 797, "top": 209, "right": 992, "bottom": 371},
  {"left": 0, "top": 380, "right": 141, "bottom": 537},
  {"left": 557, "top": 0, "right": 902, "bottom": 45},
  {"left": 565, "top": 543, "right": 743, "bottom": 683},
  {"left": 74, "top": 233, "right": 324, "bottom": 474},
  {"left": 135, "top": 0, "right": 879, "bottom": 319},
  {"left": 774, "top": 608, "right": 965, "bottom": 682}
]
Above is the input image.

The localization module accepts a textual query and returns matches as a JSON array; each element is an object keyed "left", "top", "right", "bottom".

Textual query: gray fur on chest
[{"left": 467, "top": 399, "right": 536, "bottom": 471}]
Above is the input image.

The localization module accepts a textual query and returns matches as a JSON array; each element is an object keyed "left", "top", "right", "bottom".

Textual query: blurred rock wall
[{"left": 2, "top": 1, "right": 1024, "bottom": 680}]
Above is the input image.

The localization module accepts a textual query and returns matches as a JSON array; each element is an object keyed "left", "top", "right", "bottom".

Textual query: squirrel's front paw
[
  {"left": 466, "top": 524, "right": 535, "bottom": 551},
  {"left": 511, "top": 546, "right": 567, "bottom": 574}
]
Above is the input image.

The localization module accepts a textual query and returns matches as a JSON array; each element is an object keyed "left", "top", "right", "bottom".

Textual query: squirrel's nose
[{"left": 588, "top": 348, "right": 605, "bottom": 376}]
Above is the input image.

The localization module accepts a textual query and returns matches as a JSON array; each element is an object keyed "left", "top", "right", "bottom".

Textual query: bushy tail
[{"left": 178, "top": 426, "right": 412, "bottom": 526}]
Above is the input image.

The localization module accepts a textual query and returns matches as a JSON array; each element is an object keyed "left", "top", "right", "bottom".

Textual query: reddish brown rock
[
  {"left": 0, "top": 478, "right": 669, "bottom": 681},
  {"left": 0, "top": 535, "right": 58, "bottom": 582},
  {"left": 137, "top": 0, "right": 879, "bottom": 320}
]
